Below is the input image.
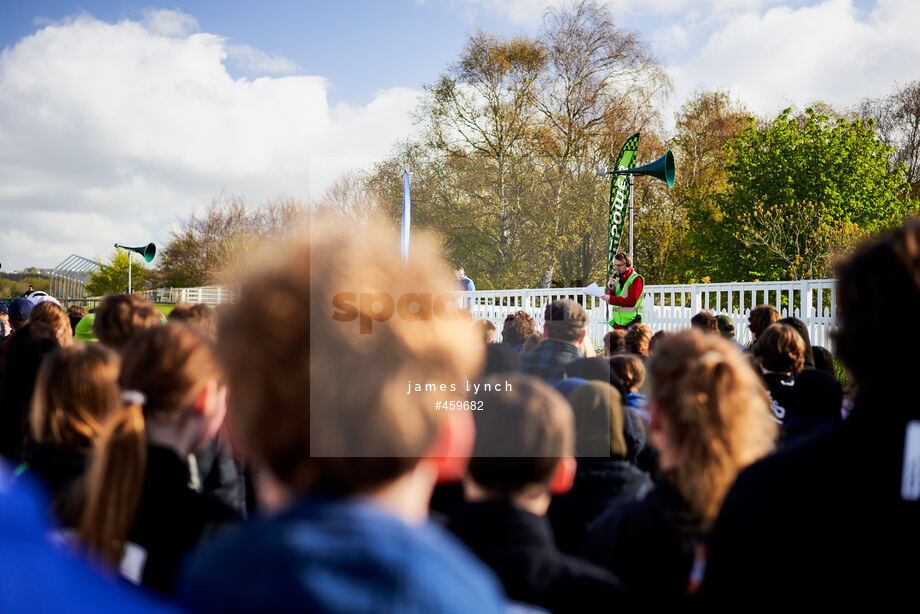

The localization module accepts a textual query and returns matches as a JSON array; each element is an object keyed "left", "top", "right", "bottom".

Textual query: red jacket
[{"left": 607, "top": 267, "right": 643, "bottom": 308}]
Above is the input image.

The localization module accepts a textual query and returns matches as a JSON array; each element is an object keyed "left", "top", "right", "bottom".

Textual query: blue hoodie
[
  {"left": 0, "top": 464, "right": 178, "bottom": 614},
  {"left": 179, "top": 496, "right": 506, "bottom": 614}
]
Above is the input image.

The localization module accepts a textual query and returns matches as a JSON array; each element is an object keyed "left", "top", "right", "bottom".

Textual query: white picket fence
[
  {"left": 136, "top": 285, "right": 240, "bottom": 306},
  {"left": 458, "top": 279, "right": 838, "bottom": 351},
  {"left": 89, "top": 279, "right": 838, "bottom": 351}
]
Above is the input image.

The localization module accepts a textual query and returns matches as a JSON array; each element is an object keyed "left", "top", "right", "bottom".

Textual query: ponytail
[
  {"left": 78, "top": 399, "right": 147, "bottom": 564},
  {"left": 78, "top": 323, "right": 223, "bottom": 564},
  {"left": 650, "top": 332, "right": 777, "bottom": 527}
]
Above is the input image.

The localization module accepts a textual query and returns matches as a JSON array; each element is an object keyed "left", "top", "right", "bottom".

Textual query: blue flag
[{"left": 401, "top": 170, "right": 411, "bottom": 263}]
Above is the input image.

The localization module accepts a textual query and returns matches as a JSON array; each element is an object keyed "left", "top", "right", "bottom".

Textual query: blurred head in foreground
[
  {"left": 93, "top": 294, "right": 162, "bottom": 352},
  {"left": 218, "top": 218, "right": 483, "bottom": 514}
]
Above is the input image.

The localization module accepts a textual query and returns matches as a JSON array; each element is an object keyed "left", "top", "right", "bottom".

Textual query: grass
[
  {"left": 154, "top": 303, "right": 176, "bottom": 317},
  {"left": 832, "top": 357, "right": 850, "bottom": 390}
]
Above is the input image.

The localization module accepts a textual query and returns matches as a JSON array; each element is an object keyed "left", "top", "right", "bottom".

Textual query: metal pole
[
  {"left": 606, "top": 173, "right": 614, "bottom": 326},
  {"left": 628, "top": 174, "right": 634, "bottom": 262}
]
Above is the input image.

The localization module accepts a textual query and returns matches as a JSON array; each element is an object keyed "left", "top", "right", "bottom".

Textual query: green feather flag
[{"left": 607, "top": 133, "right": 639, "bottom": 280}]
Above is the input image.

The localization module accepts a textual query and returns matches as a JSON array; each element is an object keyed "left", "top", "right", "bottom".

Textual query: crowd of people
[{"left": 0, "top": 215, "right": 917, "bottom": 612}]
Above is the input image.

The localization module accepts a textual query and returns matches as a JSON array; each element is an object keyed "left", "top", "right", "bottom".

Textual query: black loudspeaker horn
[
  {"left": 115, "top": 242, "right": 156, "bottom": 263},
  {"left": 614, "top": 150, "right": 675, "bottom": 187}
]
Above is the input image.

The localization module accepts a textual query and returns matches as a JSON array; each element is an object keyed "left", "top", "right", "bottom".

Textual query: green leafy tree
[
  {"left": 717, "top": 107, "right": 913, "bottom": 280},
  {"left": 87, "top": 250, "right": 150, "bottom": 296}
]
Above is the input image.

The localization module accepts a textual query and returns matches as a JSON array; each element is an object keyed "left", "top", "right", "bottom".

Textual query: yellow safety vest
[{"left": 608, "top": 271, "right": 644, "bottom": 327}]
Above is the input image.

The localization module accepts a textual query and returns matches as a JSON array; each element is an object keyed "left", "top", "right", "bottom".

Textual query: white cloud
[
  {"left": 0, "top": 13, "right": 419, "bottom": 271},
  {"left": 140, "top": 8, "right": 199, "bottom": 37},
  {"left": 226, "top": 44, "right": 300, "bottom": 75},
  {"left": 654, "top": 23, "right": 689, "bottom": 49},
  {"left": 668, "top": 0, "right": 920, "bottom": 123}
]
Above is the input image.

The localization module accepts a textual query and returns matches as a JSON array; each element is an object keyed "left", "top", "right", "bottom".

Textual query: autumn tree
[
  {"left": 157, "top": 196, "right": 304, "bottom": 287},
  {"left": 368, "top": 0, "right": 669, "bottom": 289},
  {"left": 310, "top": 169, "right": 383, "bottom": 233},
  {"left": 652, "top": 90, "right": 750, "bottom": 282},
  {"left": 419, "top": 28, "right": 547, "bottom": 289},
  {"left": 532, "top": 0, "right": 669, "bottom": 286},
  {"left": 859, "top": 80, "right": 920, "bottom": 197}
]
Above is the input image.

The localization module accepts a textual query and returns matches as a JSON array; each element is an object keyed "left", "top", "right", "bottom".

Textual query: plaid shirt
[{"left": 521, "top": 338, "right": 584, "bottom": 382}]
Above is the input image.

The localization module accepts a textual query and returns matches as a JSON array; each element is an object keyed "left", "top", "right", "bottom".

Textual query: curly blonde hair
[{"left": 650, "top": 330, "right": 777, "bottom": 526}]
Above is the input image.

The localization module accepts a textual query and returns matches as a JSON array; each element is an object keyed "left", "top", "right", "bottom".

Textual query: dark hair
[
  {"left": 565, "top": 357, "right": 628, "bottom": 403},
  {"left": 484, "top": 343, "right": 523, "bottom": 375},
  {"left": 748, "top": 305, "right": 780, "bottom": 339},
  {"left": 690, "top": 311, "right": 719, "bottom": 334},
  {"left": 604, "top": 329, "right": 626, "bottom": 355},
  {"left": 609, "top": 354, "right": 646, "bottom": 391},
  {"left": 756, "top": 323, "right": 805, "bottom": 373},
  {"left": 812, "top": 345, "right": 834, "bottom": 374},
  {"left": 835, "top": 217, "right": 920, "bottom": 389},
  {"left": 501, "top": 310, "right": 537, "bottom": 345},
  {"left": 543, "top": 299, "right": 587, "bottom": 342},
  {"left": 567, "top": 382, "right": 627, "bottom": 458},
  {"left": 467, "top": 375, "right": 573, "bottom": 496},
  {"left": 168, "top": 303, "right": 218, "bottom": 341},
  {"left": 614, "top": 252, "right": 632, "bottom": 267},
  {"left": 0, "top": 328, "right": 59, "bottom": 459},
  {"left": 716, "top": 315, "right": 735, "bottom": 340},
  {"left": 67, "top": 305, "right": 88, "bottom": 334},
  {"left": 648, "top": 329, "right": 669, "bottom": 355},
  {"left": 777, "top": 317, "right": 815, "bottom": 370}
]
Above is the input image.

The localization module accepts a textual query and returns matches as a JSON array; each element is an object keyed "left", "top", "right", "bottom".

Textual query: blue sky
[
  {"left": 0, "top": 1, "right": 538, "bottom": 107},
  {"left": 0, "top": 0, "right": 916, "bottom": 271}
]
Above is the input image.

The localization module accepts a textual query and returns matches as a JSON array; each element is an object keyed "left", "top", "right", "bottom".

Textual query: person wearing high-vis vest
[{"left": 601, "top": 252, "right": 644, "bottom": 329}]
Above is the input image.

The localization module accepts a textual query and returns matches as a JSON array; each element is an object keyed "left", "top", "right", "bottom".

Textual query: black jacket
[
  {"left": 548, "top": 458, "right": 652, "bottom": 555},
  {"left": 19, "top": 441, "right": 88, "bottom": 527},
  {"left": 697, "top": 389, "right": 920, "bottom": 608},
  {"left": 448, "top": 500, "right": 626, "bottom": 612},
  {"left": 584, "top": 480, "right": 704, "bottom": 609},
  {"left": 193, "top": 433, "right": 248, "bottom": 517},
  {"left": 0, "top": 327, "right": 57, "bottom": 461},
  {"left": 129, "top": 445, "right": 239, "bottom": 594}
]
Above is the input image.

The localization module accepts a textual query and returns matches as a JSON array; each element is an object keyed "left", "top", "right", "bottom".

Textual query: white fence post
[{"left": 690, "top": 284, "right": 702, "bottom": 315}]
